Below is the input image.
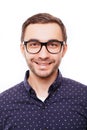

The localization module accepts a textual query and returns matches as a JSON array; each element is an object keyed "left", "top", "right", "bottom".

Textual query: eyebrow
[{"left": 23, "top": 38, "right": 64, "bottom": 43}]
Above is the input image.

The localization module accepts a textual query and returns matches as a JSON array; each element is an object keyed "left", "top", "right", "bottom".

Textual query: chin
[{"left": 35, "top": 70, "right": 56, "bottom": 78}]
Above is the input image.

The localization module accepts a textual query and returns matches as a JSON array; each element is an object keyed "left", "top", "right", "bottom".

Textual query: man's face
[{"left": 20, "top": 23, "right": 67, "bottom": 78}]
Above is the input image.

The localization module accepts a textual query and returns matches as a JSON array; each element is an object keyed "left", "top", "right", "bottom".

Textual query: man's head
[
  {"left": 20, "top": 13, "right": 67, "bottom": 79},
  {"left": 21, "top": 13, "right": 67, "bottom": 43}
]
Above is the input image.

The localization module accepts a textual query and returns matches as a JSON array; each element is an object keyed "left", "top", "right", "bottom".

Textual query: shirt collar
[
  {"left": 48, "top": 70, "right": 62, "bottom": 93},
  {"left": 24, "top": 70, "right": 31, "bottom": 92},
  {"left": 24, "top": 70, "right": 62, "bottom": 93}
]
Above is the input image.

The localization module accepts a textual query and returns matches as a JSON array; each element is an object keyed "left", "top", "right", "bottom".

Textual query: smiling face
[{"left": 20, "top": 23, "right": 67, "bottom": 79}]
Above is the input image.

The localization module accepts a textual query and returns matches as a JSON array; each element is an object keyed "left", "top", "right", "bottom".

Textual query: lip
[
  {"left": 35, "top": 61, "right": 51, "bottom": 65},
  {"left": 36, "top": 63, "right": 50, "bottom": 70},
  {"left": 33, "top": 61, "right": 52, "bottom": 70},
  {"left": 32, "top": 59, "right": 54, "bottom": 67}
]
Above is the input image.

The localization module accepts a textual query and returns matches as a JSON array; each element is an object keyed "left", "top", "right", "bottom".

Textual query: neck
[{"left": 28, "top": 71, "right": 58, "bottom": 101}]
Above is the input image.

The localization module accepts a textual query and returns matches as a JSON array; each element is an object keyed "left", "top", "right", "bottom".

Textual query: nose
[{"left": 39, "top": 46, "right": 49, "bottom": 58}]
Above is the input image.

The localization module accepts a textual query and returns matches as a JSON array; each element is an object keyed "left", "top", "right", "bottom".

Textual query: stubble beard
[{"left": 27, "top": 59, "right": 60, "bottom": 79}]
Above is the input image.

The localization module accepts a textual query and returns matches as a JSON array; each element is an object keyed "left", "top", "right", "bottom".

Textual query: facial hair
[{"left": 26, "top": 57, "right": 61, "bottom": 79}]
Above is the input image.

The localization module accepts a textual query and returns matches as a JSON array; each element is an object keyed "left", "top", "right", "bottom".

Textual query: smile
[
  {"left": 32, "top": 59, "right": 55, "bottom": 67},
  {"left": 35, "top": 61, "right": 52, "bottom": 65}
]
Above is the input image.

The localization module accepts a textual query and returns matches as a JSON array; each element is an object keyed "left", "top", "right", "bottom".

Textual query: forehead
[{"left": 24, "top": 23, "right": 63, "bottom": 41}]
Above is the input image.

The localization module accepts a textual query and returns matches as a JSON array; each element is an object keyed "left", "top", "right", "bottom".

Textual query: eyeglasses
[{"left": 23, "top": 39, "right": 64, "bottom": 54}]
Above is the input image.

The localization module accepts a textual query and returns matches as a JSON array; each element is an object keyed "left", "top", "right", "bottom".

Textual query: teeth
[
  {"left": 38, "top": 63, "right": 50, "bottom": 65},
  {"left": 33, "top": 59, "right": 53, "bottom": 65}
]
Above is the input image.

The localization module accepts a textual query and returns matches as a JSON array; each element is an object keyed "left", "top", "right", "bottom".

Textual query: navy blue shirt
[{"left": 0, "top": 70, "right": 87, "bottom": 130}]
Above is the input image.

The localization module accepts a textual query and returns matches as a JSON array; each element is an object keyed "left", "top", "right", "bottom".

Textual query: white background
[{"left": 0, "top": 0, "right": 87, "bottom": 92}]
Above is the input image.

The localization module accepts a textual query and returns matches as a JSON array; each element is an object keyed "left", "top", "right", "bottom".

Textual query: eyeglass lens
[{"left": 24, "top": 39, "right": 64, "bottom": 54}]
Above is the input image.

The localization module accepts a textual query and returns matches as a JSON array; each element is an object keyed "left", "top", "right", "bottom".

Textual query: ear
[
  {"left": 62, "top": 43, "right": 67, "bottom": 57},
  {"left": 20, "top": 43, "right": 25, "bottom": 56}
]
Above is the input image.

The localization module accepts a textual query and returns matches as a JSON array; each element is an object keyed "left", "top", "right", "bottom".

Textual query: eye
[
  {"left": 48, "top": 41, "right": 60, "bottom": 48},
  {"left": 28, "top": 41, "right": 40, "bottom": 48}
]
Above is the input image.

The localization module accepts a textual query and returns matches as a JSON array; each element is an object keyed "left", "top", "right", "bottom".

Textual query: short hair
[{"left": 21, "top": 13, "right": 67, "bottom": 42}]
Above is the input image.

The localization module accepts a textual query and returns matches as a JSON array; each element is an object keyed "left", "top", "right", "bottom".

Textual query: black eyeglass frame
[{"left": 23, "top": 39, "right": 65, "bottom": 54}]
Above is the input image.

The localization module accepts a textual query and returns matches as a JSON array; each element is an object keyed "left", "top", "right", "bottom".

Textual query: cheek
[
  {"left": 54, "top": 53, "right": 62, "bottom": 60},
  {"left": 24, "top": 53, "right": 35, "bottom": 64},
  {"left": 54, "top": 54, "right": 63, "bottom": 64}
]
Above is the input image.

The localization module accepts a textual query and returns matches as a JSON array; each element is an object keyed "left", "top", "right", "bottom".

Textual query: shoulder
[
  {"left": 62, "top": 77, "right": 87, "bottom": 88},
  {"left": 0, "top": 81, "right": 24, "bottom": 95},
  {"left": 61, "top": 77, "right": 87, "bottom": 97},
  {"left": 0, "top": 81, "right": 27, "bottom": 126},
  {"left": 0, "top": 81, "right": 25, "bottom": 105}
]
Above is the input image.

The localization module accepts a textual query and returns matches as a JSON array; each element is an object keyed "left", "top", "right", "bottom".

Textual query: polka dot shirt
[{"left": 0, "top": 70, "right": 87, "bottom": 130}]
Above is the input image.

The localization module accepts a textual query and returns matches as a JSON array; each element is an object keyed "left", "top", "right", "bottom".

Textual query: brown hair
[{"left": 21, "top": 13, "right": 67, "bottom": 42}]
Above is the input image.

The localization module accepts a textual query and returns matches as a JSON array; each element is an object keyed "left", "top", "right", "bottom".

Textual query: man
[{"left": 0, "top": 13, "right": 87, "bottom": 130}]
